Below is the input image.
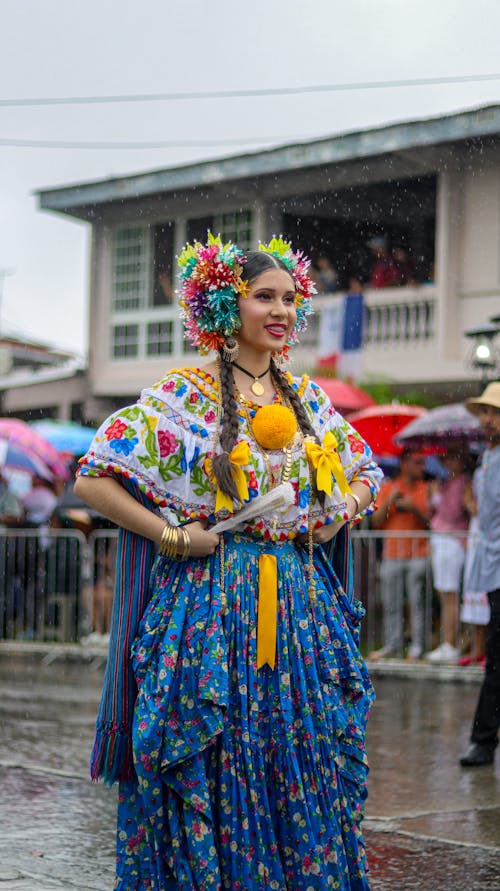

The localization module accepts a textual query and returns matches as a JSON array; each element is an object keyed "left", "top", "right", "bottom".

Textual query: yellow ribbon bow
[
  {"left": 305, "top": 431, "right": 352, "bottom": 498},
  {"left": 256, "top": 554, "right": 278, "bottom": 670},
  {"left": 212, "top": 440, "right": 251, "bottom": 513}
]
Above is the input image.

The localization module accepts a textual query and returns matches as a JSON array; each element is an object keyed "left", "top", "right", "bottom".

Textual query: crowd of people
[
  {"left": 366, "top": 443, "right": 490, "bottom": 668},
  {"left": 310, "top": 233, "right": 426, "bottom": 295},
  {"left": 0, "top": 463, "right": 114, "bottom": 642}
]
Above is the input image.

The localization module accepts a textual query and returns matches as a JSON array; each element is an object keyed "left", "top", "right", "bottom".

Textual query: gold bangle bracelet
[
  {"left": 179, "top": 526, "right": 191, "bottom": 560},
  {"left": 159, "top": 523, "right": 178, "bottom": 558},
  {"left": 348, "top": 491, "right": 361, "bottom": 517},
  {"left": 159, "top": 523, "right": 191, "bottom": 561}
]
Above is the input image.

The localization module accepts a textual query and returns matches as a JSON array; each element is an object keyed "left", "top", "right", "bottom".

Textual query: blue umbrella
[
  {"left": 0, "top": 437, "right": 53, "bottom": 480},
  {"left": 30, "top": 420, "right": 97, "bottom": 456}
]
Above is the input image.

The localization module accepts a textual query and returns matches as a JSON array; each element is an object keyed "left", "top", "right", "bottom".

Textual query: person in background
[
  {"left": 425, "top": 449, "right": 472, "bottom": 664},
  {"left": 22, "top": 476, "right": 58, "bottom": 528},
  {"left": 459, "top": 382, "right": 500, "bottom": 767},
  {"left": 458, "top": 478, "right": 489, "bottom": 665},
  {"left": 0, "top": 469, "right": 25, "bottom": 638},
  {"left": 0, "top": 469, "right": 24, "bottom": 527},
  {"left": 74, "top": 234, "right": 382, "bottom": 889},
  {"left": 367, "top": 235, "right": 400, "bottom": 289},
  {"left": 311, "top": 254, "right": 338, "bottom": 293},
  {"left": 370, "top": 448, "right": 431, "bottom": 661},
  {"left": 392, "top": 244, "right": 417, "bottom": 286}
]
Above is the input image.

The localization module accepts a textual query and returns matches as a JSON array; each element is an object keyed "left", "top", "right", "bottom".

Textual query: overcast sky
[{"left": 2, "top": 0, "right": 500, "bottom": 356}]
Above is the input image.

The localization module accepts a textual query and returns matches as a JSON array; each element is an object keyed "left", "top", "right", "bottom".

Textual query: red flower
[
  {"left": 189, "top": 392, "right": 199, "bottom": 404},
  {"left": 158, "top": 430, "right": 179, "bottom": 457},
  {"left": 104, "top": 418, "right": 128, "bottom": 441},
  {"left": 348, "top": 433, "right": 366, "bottom": 455},
  {"left": 204, "top": 410, "right": 216, "bottom": 423}
]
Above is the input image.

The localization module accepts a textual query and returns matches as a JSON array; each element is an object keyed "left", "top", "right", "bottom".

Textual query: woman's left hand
[{"left": 296, "top": 516, "right": 347, "bottom": 546}]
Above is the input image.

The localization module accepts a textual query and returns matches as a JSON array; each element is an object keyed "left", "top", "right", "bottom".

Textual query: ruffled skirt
[{"left": 115, "top": 533, "right": 374, "bottom": 890}]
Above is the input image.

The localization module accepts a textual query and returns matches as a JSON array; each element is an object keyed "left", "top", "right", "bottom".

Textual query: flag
[{"left": 317, "top": 292, "right": 365, "bottom": 382}]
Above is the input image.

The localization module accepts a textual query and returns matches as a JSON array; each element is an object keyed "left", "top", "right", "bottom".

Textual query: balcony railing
[{"left": 109, "top": 286, "right": 437, "bottom": 366}]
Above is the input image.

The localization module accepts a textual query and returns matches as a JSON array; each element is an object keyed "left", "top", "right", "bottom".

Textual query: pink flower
[
  {"left": 162, "top": 380, "right": 175, "bottom": 392},
  {"left": 204, "top": 410, "right": 216, "bottom": 423},
  {"left": 158, "top": 430, "right": 178, "bottom": 457},
  {"left": 104, "top": 418, "right": 128, "bottom": 441}
]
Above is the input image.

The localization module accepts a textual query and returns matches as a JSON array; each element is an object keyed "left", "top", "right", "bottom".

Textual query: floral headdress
[{"left": 177, "top": 232, "right": 315, "bottom": 357}]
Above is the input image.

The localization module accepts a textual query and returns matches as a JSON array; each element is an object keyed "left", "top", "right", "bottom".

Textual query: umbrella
[
  {"left": 0, "top": 438, "right": 53, "bottom": 480},
  {"left": 394, "top": 402, "right": 483, "bottom": 450},
  {"left": 0, "top": 418, "right": 69, "bottom": 480},
  {"left": 312, "top": 377, "right": 376, "bottom": 414},
  {"left": 347, "top": 403, "right": 427, "bottom": 457},
  {"left": 30, "top": 420, "right": 97, "bottom": 456}
]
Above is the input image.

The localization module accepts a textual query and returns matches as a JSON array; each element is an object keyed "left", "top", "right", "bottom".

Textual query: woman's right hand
[{"left": 181, "top": 520, "right": 220, "bottom": 557}]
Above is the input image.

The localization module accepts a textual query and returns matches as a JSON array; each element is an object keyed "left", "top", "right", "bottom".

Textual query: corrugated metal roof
[{"left": 38, "top": 103, "right": 500, "bottom": 218}]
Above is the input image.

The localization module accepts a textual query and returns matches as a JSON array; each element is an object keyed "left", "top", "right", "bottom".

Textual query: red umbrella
[
  {"left": 347, "top": 403, "right": 427, "bottom": 457},
  {"left": 0, "top": 418, "right": 70, "bottom": 480},
  {"left": 312, "top": 377, "right": 376, "bottom": 414}
]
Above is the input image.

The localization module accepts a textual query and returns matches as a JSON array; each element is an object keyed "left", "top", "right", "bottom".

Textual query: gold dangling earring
[{"left": 222, "top": 336, "right": 239, "bottom": 363}]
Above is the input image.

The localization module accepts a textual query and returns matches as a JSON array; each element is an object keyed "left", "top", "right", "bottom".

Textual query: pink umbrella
[
  {"left": 0, "top": 418, "right": 70, "bottom": 480},
  {"left": 312, "top": 377, "right": 376, "bottom": 414}
]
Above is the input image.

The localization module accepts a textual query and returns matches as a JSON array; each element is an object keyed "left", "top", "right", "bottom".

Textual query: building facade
[{"left": 38, "top": 104, "right": 500, "bottom": 419}]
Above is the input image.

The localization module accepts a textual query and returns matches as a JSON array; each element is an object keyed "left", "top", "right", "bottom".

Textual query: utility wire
[{"left": 2, "top": 72, "right": 500, "bottom": 107}]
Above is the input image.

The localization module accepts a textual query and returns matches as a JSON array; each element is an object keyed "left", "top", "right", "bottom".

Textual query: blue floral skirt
[{"left": 115, "top": 533, "right": 374, "bottom": 890}]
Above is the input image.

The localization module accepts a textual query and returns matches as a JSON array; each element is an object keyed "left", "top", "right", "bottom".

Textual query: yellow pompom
[{"left": 251, "top": 404, "right": 298, "bottom": 450}]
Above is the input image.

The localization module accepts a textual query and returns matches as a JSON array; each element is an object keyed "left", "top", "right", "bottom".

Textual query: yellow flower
[
  {"left": 252, "top": 405, "right": 298, "bottom": 450},
  {"left": 237, "top": 276, "right": 250, "bottom": 298}
]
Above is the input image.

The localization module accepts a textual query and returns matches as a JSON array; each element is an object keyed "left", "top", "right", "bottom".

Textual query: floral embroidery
[
  {"left": 158, "top": 429, "right": 179, "bottom": 458},
  {"left": 114, "top": 537, "right": 374, "bottom": 889},
  {"left": 104, "top": 418, "right": 128, "bottom": 440},
  {"left": 79, "top": 371, "right": 383, "bottom": 533}
]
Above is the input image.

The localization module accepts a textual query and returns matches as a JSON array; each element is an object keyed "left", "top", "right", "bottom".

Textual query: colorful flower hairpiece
[{"left": 177, "top": 232, "right": 315, "bottom": 356}]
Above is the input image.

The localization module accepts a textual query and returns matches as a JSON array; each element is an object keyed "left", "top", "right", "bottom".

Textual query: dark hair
[
  {"left": 242, "top": 250, "right": 293, "bottom": 283},
  {"left": 211, "top": 250, "right": 321, "bottom": 505}
]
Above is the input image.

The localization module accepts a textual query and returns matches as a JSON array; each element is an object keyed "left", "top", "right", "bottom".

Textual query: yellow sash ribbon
[
  {"left": 256, "top": 553, "right": 278, "bottom": 670},
  {"left": 305, "top": 431, "right": 352, "bottom": 497},
  {"left": 206, "top": 440, "right": 251, "bottom": 513}
]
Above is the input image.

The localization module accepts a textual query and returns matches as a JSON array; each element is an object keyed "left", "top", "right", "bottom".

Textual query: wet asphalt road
[{"left": 0, "top": 645, "right": 499, "bottom": 891}]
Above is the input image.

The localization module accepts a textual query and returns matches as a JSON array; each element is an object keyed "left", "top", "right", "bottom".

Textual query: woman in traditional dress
[{"left": 75, "top": 235, "right": 383, "bottom": 891}]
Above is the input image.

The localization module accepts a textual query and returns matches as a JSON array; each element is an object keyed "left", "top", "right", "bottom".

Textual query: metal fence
[{"left": 0, "top": 528, "right": 463, "bottom": 652}]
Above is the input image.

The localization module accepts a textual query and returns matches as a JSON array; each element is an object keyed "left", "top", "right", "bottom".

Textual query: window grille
[
  {"left": 146, "top": 321, "right": 173, "bottom": 356},
  {"left": 112, "top": 226, "right": 149, "bottom": 312},
  {"left": 112, "top": 324, "right": 139, "bottom": 358},
  {"left": 214, "top": 209, "right": 253, "bottom": 249}
]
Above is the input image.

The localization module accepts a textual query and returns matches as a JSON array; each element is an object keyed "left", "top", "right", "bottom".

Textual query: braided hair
[{"left": 211, "top": 251, "right": 322, "bottom": 505}]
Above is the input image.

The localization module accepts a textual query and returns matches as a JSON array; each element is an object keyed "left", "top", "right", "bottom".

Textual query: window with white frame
[
  {"left": 112, "top": 324, "right": 139, "bottom": 358},
  {"left": 146, "top": 320, "right": 174, "bottom": 356},
  {"left": 112, "top": 226, "right": 149, "bottom": 312},
  {"left": 214, "top": 209, "right": 253, "bottom": 249}
]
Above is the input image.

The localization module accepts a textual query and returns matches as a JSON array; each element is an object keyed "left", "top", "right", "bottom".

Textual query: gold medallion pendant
[
  {"left": 250, "top": 379, "right": 265, "bottom": 397},
  {"left": 233, "top": 361, "right": 270, "bottom": 398}
]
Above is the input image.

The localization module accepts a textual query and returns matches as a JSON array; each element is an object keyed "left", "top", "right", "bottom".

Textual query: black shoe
[{"left": 459, "top": 744, "right": 495, "bottom": 767}]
